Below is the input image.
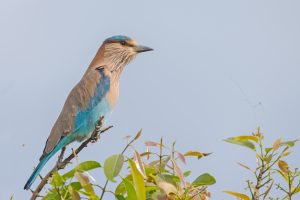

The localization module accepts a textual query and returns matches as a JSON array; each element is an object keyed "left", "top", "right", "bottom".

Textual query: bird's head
[
  {"left": 90, "top": 35, "right": 153, "bottom": 73},
  {"left": 103, "top": 35, "right": 153, "bottom": 70}
]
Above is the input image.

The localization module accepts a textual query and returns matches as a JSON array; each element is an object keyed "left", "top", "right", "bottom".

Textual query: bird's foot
[
  {"left": 56, "top": 161, "right": 65, "bottom": 170},
  {"left": 57, "top": 147, "right": 66, "bottom": 163},
  {"left": 90, "top": 125, "right": 102, "bottom": 143},
  {"left": 90, "top": 133, "right": 100, "bottom": 143},
  {"left": 56, "top": 160, "right": 70, "bottom": 170}
]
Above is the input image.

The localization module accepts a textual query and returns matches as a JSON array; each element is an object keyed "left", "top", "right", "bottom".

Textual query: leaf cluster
[
  {"left": 224, "top": 128, "right": 300, "bottom": 200},
  {"left": 42, "top": 131, "right": 216, "bottom": 200}
]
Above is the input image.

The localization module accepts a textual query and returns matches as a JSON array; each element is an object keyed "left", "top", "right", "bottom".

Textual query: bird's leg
[
  {"left": 90, "top": 124, "right": 102, "bottom": 143},
  {"left": 56, "top": 146, "right": 66, "bottom": 169},
  {"left": 90, "top": 116, "right": 104, "bottom": 143}
]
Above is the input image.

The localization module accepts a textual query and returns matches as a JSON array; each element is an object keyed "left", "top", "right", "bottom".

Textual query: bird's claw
[
  {"left": 90, "top": 133, "right": 100, "bottom": 143},
  {"left": 57, "top": 161, "right": 65, "bottom": 170}
]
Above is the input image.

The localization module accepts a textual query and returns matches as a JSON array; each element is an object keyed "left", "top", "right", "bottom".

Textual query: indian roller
[{"left": 24, "top": 35, "right": 153, "bottom": 190}]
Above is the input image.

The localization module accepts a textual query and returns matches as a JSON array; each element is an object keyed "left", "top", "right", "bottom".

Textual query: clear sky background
[{"left": 1, "top": 0, "right": 300, "bottom": 199}]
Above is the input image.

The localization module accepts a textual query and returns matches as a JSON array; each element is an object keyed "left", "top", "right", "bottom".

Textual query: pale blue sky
[{"left": 1, "top": 0, "right": 300, "bottom": 199}]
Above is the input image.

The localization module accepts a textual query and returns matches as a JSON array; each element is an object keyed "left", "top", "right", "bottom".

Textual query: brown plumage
[
  {"left": 25, "top": 35, "right": 152, "bottom": 190},
  {"left": 40, "top": 36, "right": 152, "bottom": 160}
]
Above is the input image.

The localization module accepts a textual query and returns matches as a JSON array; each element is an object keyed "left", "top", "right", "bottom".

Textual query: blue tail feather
[{"left": 24, "top": 137, "right": 69, "bottom": 190}]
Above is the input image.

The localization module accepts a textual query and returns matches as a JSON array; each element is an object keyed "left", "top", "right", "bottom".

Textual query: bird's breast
[
  {"left": 91, "top": 77, "right": 119, "bottom": 119},
  {"left": 105, "top": 80, "right": 119, "bottom": 109}
]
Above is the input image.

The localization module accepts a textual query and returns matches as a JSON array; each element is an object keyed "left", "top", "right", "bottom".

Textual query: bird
[{"left": 24, "top": 35, "right": 153, "bottom": 190}]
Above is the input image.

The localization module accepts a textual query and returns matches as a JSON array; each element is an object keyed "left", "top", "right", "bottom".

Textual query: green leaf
[
  {"left": 63, "top": 161, "right": 101, "bottom": 180},
  {"left": 223, "top": 191, "right": 250, "bottom": 200},
  {"left": 68, "top": 182, "right": 82, "bottom": 190},
  {"left": 224, "top": 137, "right": 256, "bottom": 151},
  {"left": 278, "top": 160, "right": 289, "bottom": 174},
  {"left": 68, "top": 185, "right": 81, "bottom": 200},
  {"left": 192, "top": 173, "right": 216, "bottom": 186},
  {"left": 115, "top": 194, "right": 126, "bottom": 200},
  {"left": 264, "top": 154, "right": 273, "bottom": 164},
  {"left": 145, "top": 186, "right": 159, "bottom": 193},
  {"left": 42, "top": 190, "right": 60, "bottom": 200},
  {"left": 134, "top": 129, "right": 142, "bottom": 141},
  {"left": 265, "top": 147, "right": 272, "bottom": 154},
  {"left": 115, "top": 176, "right": 133, "bottom": 196},
  {"left": 115, "top": 181, "right": 126, "bottom": 196},
  {"left": 237, "top": 162, "right": 251, "bottom": 171},
  {"left": 74, "top": 172, "right": 95, "bottom": 195},
  {"left": 280, "top": 140, "right": 298, "bottom": 147},
  {"left": 123, "top": 178, "right": 137, "bottom": 200},
  {"left": 184, "top": 151, "right": 211, "bottom": 159},
  {"left": 293, "top": 186, "right": 300, "bottom": 194},
  {"left": 234, "top": 135, "right": 259, "bottom": 143},
  {"left": 145, "top": 167, "right": 157, "bottom": 177},
  {"left": 50, "top": 171, "right": 64, "bottom": 186},
  {"left": 156, "top": 174, "right": 180, "bottom": 186},
  {"left": 183, "top": 171, "right": 191, "bottom": 177},
  {"left": 128, "top": 158, "right": 146, "bottom": 200},
  {"left": 104, "top": 154, "right": 124, "bottom": 182}
]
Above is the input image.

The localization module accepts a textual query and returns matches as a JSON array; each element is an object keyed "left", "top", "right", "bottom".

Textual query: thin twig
[
  {"left": 187, "top": 186, "right": 207, "bottom": 200},
  {"left": 253, "top": 136, "right": 265, "bottom": 200},
  {"left": 57, "top": 146, "right": 66, "bottom": 165},
  {"left": 258, "top": 178, "right": 273, "bottom": 189},
  {"left": 99, "top": 180, "right": 109, "bottom": 199},
  {"left": 262, "top": 147, "right": 288, "bottom": 174},
  {"left": 159, "top": 138, "right": 163, "bottom": 173},
  {"left": 247, "top": 180, "right": 254, "bottom": 199},
  {"left": 92, "top": 183, "right": 115, "bottom": 195},
  {"left": 30, "top": 116, "right": 112, "bottom": 200},
  {"left": 276, "top": 183, "right": 289, "bottom": 194}
]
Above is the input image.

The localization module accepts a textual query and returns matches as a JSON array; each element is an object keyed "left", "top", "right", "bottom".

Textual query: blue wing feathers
[
  {"left": 73, "top": 68, "right": 111, "bottom": 134},
  {"left": 24, "top": 68, "right": 111, "bottom": 190}
]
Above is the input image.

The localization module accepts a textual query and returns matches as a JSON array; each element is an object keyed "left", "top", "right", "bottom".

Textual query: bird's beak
[{"left": 134, "top": 45, "right": 153, "bottom": 53}]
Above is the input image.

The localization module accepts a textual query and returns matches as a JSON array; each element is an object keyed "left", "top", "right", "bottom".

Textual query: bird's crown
[{"left": 105, "top": 35, "right": 132, "bottom": 43}]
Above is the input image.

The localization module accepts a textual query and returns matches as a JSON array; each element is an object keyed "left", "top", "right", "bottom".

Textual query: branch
[{"left": 30, "top": 116, "right": 113, "bottom": 200}]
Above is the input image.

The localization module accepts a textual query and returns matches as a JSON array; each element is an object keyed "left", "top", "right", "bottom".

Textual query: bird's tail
[{"left": 24, "top": 137, "right": 69, "bottom": 190}]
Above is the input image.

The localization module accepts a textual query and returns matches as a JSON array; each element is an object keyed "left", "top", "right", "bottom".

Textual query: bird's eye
[{"left": 120, "top": 41, "right": 126, "bottom": 45}]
